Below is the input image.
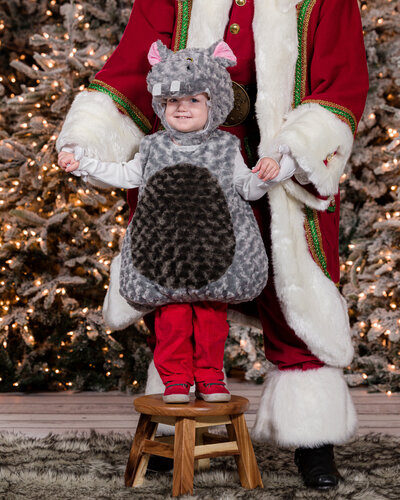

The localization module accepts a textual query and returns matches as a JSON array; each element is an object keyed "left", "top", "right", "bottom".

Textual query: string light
[{"left": 0, "top": 0, "right": 395, "bottom": 398}]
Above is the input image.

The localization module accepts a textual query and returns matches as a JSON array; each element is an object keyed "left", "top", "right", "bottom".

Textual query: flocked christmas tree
[
  {"left": 340, "top": 0, "right": 400, "bottom": 393},
  {"left": 0, "top": 0, "right": 152, "bottom": 392},
  {"left": 0, "top": 0, "right": 399, "bottom": 393}
]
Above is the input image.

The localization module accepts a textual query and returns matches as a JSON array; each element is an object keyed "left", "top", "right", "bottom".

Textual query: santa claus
[{"left": 57, "top": 0, "right": 369, "bottom": 489}]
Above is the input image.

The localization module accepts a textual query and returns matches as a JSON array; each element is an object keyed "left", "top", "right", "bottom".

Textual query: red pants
[{"left": 153, "top": 302, "right": 229, "bottom": 386}]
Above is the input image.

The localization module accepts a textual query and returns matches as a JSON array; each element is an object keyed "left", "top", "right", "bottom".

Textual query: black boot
[
  {"left": 294, "top": 444, "right": 342, "bottom": 489},
  {"left": 147, "top": 455, "right": 173, "bottom": 472}
]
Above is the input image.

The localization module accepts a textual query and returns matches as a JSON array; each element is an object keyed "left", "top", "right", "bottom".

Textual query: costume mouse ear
[
  {"left": 148, "top": 40, "right": 170, "bottom": 66},
  {"left": 210, "top": 40, "right": 237, "bottom": 68}
]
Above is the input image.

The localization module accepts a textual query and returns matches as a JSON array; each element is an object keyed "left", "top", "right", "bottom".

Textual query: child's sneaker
[
  {"left": 163, "top": 383, "right": 190, "bottom": 403},
  {"left": 195, "top": 381, "right": 231, "bottom": 402}
]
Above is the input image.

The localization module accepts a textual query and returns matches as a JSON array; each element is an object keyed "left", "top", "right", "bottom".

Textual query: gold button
[
  {"left": 236, "top": 0, "right": 247, "bottom": 5},
  {"left": 229, "top": 23, "right": 240, "bottom": 35},
  {"left": 326, "top": 152, "right": 335, "bottom": 162}
]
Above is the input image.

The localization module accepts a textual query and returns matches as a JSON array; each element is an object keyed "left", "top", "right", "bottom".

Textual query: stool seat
[
  {"left": 134, "top": 394, "right": 249, "bottom": 416},
  {"left": 125, "top": 394, "right": 263, "bottom": 497}
]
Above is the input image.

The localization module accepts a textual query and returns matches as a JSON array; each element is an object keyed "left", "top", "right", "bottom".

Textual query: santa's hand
[
  {"left": 58, "top": 151, "right": 80, "bottom": 172},
  {"left": 252, "top": 157, "right": 280, "bottom": 181}
]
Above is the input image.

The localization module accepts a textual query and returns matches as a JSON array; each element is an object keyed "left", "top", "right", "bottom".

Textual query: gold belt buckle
[{"left": 223, "top": 81, "right": 251, "bottom": 127}]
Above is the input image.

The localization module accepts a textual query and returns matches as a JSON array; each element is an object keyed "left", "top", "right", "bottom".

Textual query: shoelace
[{"left": 199, "top": 382, "right": 225, "bottom": 387}]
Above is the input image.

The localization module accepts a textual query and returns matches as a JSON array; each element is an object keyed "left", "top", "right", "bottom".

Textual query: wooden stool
[{"left": 125, "top": 394, "right": 263, "bottom": 497}]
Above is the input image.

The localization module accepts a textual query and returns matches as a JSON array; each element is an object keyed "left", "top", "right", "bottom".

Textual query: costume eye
[{"left": 186, "top": 57, "right": 193, "bottom": 62}]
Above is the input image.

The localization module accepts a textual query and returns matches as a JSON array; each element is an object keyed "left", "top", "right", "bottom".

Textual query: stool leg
[
  {"left": 194, "top": 427, "right": 210, "bottom": 472},
  {"left": 226, "top": 414, "right": 263, "bottom": 489},
  {"left": 172, "top": 417, "right": 196, "bottom": 497},
  {"left": 132, "top": 423, "right": 158, "bottom": 487},
  {"left": 125, "top": 413, "right": 157, "bottom": 487}
]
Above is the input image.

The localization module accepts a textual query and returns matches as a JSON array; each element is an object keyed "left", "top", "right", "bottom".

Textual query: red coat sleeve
[
  {"left": 302, "top": 0, "right": 369, "bottom": 133},
  {"left": 91, "top": 0, "right": 176, "bottom": 133},
  {"left": 285, "top": 0, "right": 369, "bottom": 198}
]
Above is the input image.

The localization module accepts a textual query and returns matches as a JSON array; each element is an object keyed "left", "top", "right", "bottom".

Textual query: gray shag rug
[{"left": 0, "top": 431, "right": 399, "bottom": 499}]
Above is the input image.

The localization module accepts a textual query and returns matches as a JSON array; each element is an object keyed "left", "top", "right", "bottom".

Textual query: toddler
[{"left": 58, "top": 40, "right": 295, "bottom": 403}]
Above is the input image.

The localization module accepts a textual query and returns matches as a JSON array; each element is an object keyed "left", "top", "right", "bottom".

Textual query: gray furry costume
[{"left": 119, "top": 40, "right": 268, "bottom": 309}]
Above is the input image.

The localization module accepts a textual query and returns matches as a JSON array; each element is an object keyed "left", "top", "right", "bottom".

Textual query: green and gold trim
[
  {"left": 173, "top": 0, "right": 193, "bottom": 52},
  {"left": 304, "top": 206, "right": 332, "bottom": 281},
  {"left": 295, "top": 1, "right": 346, "bottom": 282},
  {"left": 302, "top": 99, "right": 357, "bottom": 135},
  {"left": 88, "top": 79, "right": 152, "bottom": 134},
  {"left": 294, "top": 0, "right": 317, "bottom": 108}
]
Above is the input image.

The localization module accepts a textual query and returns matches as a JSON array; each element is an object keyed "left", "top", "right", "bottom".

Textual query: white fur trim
[
  {"left": 282, "top": 179, "right": 333, "bottom": 211},
  {"left": 145, "top": 360, "right": 166, "bottom": 395},
  {"left": 278, "top": 0, "right": 303, "bottom": 13},
  {"left": 269, "top": 185, "right": 354, "bottom": 366},
  {"left": 56, "top": 90, "right": 144, "bottom": 162},
  {"left": 273, "top": 103, "right": 354, "bottom": 196},
  {"left": 186, "top": 0, "right": 232, "bottom": 48},
  {"left": 253, "top": 0, "right": 298, "bottom": 156},
  {"left": 252, "top": 367, "right": 357, "bottom": 447},
  {"left": 102, "top": 254, "right": 149, "bottom": 330},
  {"left": 145, "top": 360, "right": 174, "bottom": 435}
]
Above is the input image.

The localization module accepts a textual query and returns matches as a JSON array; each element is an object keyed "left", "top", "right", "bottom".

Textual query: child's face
[{"left": 165, "top": 93, "right": 209, "bottom": 133}]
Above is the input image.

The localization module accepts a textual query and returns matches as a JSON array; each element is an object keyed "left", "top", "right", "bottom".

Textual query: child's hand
[
  {"left": 252, "top": 157, "right": 280, "bottom": 181},
  {"left": 58, "top": 151, "right": 80, "bottom": 172}
]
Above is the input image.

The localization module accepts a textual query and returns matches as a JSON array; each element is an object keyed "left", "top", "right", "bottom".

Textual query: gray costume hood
[{"left": 146, "top": 40, "right": 236, "bottom": 145}]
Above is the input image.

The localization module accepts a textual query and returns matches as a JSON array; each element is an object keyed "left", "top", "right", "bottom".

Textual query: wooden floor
[{"left": 0, "top": 379, "right": 399, "bottom": 438}]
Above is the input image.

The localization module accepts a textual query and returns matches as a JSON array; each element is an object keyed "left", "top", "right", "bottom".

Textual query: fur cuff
[
  {"left": 103, "top": 254, "right": 152, "bottom": 330},
  {"left": 272, "top": 103, "right": 354, "bottom": 197},
  {"left": 252, "top": 366, "right": 357, "bottom": 447},
  {"left": 56, "top": 90, "right": 144, "bottom": 162},
  {"left": 281, "top": 179, "right": 332, "bottom": 211}
]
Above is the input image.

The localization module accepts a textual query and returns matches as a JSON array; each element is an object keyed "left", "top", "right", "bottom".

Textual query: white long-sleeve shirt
[{"left": 71, "top": 144, "right": 296, "bottom": 201}]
